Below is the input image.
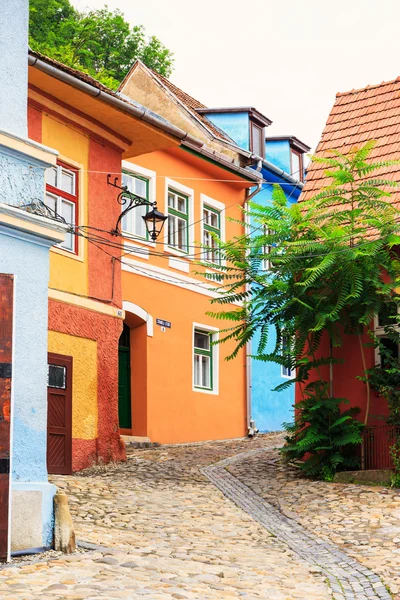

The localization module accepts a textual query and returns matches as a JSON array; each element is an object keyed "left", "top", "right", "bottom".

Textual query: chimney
[{"left": 0, "top": 0, "right": 28, "bottom": 138}]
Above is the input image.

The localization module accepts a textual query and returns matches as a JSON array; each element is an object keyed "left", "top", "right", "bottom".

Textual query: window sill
[
  {"left": 50, "top": 245, "right": 83, "bottom": 262},
  {"left": 193, "top": 386, "right": 218, "bottom": 396}
]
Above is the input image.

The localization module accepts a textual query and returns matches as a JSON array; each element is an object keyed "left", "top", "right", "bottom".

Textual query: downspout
[{"left": 244, "top": 180, "right": 263, "bottom": 436}]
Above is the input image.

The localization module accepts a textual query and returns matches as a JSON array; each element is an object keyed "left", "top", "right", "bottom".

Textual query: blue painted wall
[
  {"left": 250, "top": 175, "right": 300, "bottom": 432},
  {"left": 204, "top": 112, "right": 250, "bottom": 151},
  {"left": 265, "top": 139, "right": 291, "bottom": 174}
]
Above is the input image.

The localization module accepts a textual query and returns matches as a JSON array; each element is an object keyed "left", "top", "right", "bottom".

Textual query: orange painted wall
[{"left": 121, "top": 147, "right": 251, "bottom": 443}]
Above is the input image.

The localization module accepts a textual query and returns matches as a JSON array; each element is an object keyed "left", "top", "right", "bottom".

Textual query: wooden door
[
  {"left": 0, "top": 275, "right": 13, "bottom": 562},
  {"left": 47, "top": 353, "right": 72, "bottom": 475},
  {"left": 118, "top": 324, "right": 131, "bottom": 430}
]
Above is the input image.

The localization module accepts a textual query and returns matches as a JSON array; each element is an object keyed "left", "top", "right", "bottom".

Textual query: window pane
[
  {"left": 134, "top": 204, "right": 147, "bottom": 237},
  {"left": 195, "top": 331, "right": 210, "bottom": 350},
  {"left": 168, "top": 214, "right": 176, "bottom": 246},
  {"left": 201, "top": 355, "right": 210, "bottom": 388},
  {"left": 122, "top": 172, "right": 134, "bottom": 193},
  {"left": 177, "top": 195, "right": 186, "bottom": 213},
  {"left": 44, "top": 192, "right": 57, "bottom": 213},
  {"left": 177, "top": 217, "right": 187, "bottom": 251},
  {"left": 210, "top": 212, "right": 218, "bottom": 228},
  {"left": 252, "top": 123, "right": 263, "bottom": 156},
  {"left": 380, "top": 337, "right": 399, "bottom": 367},
  {"left": 46, "top": 167, "right": 57, "bottom": 187},
  {"left": 194, "top": 354, "right": 201, "bottom": 387},
  {"left": 60, "top": 199, "right": 75, "bottom": 251},
  {"left": 134, "top": 177, "right": 147, "bottom": 199},
  {"left": 61, "top": 169, "right": 75, "bottom": 195},
  {"left": 378, "top": 302, "right": 398, "bottom": 327},
  {"left": 168, "top": 193, "right": 175, "bottom": 208},
  {"left": 291, "top": 151, "right": 301, "bottom": 178},
  {"left": 48, "top": 364, "right": 66, "bottom": 389}
]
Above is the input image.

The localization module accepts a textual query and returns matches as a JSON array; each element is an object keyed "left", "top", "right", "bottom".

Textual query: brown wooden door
[
  {"left": 47, "top": 353, "right": 72, "bottom": 475},
  {"left": 0, "top": 275, "right": 13, "bottom": 562}
]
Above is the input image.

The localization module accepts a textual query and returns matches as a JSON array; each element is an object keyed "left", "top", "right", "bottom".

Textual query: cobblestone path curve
[{"left": 203, "top": 448, "right": 392, "bottom": 600}]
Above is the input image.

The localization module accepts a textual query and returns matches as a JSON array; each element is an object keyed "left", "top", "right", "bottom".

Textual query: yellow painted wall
[
  {"left": 42, "top": 115, "right": 89, "bottom": 297},
  {"left": 48, "top": 331, "right": 98, "bottom": 440}
]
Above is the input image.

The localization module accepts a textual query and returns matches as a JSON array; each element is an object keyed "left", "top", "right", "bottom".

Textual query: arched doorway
[{"left": 118, "top": 324, "right": 131, "bottom": 429}]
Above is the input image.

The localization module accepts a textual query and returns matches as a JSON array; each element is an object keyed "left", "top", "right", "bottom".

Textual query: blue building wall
[
  {"left": 265, "top": 139, "right": 291, "bottom": 173},
  {"left": 205, "top": 112, "right": 250, "bottom": 150}
]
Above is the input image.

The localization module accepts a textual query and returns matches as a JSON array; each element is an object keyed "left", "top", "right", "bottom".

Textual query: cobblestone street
[{"left": 0, "top": 434, "right": 397, "bottom": 599}]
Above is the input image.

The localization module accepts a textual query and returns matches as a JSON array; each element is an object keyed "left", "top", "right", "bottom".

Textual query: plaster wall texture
[
  {"left": 48, "top": 300, "right": 125, "bottom": 472},
  {"left": 0, "top": 146, "right": 47, "bottom": 208},
  {"left": 0, "top": 0, "right": 28, "bottom": 137},
  {"left": 204, "top": 112, "right": 250, "bottom": 151},
  {"left": 265, "top": 139, "right": 291, "bottom": 173},
  {"left": 48, "top": 331, "right": 98, "bottom": 440}
]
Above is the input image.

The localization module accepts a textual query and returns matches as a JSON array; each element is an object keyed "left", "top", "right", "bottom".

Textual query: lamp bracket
[{"left": 108, "top": 174, "right": 155, "bottom": 236}]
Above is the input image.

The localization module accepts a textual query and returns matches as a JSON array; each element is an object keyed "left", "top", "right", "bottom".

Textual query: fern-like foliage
[{"left": 201, "top": 140, "right": 400, "bottom": 479}]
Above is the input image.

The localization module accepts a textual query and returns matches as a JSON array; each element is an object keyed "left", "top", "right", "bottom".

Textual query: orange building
[
  {"left": 117, "top": 63, "right": 262, "bottom": 443},
  {"left": 26, "top": 51, "right": 201, "bottom": 472}
]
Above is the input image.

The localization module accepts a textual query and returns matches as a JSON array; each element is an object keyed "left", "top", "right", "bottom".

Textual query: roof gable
[{"left": 118, "top": 60, "right": 236, "bottom": 146}]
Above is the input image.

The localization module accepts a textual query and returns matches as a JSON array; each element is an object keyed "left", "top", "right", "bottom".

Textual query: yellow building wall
[
  {"left": 42, "top": 114, "right": 89, "bottom": 297},
  {"left": 48, "top": 331, "right": 98, "bottom": 440}
]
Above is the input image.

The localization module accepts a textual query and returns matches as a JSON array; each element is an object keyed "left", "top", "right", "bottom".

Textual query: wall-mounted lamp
[{"left": 107, "top": 175, "right": 168, "bottom": 240}]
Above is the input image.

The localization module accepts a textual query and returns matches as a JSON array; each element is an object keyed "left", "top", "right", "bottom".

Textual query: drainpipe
[{"left": 244, "top": 181, "right": 262, "bottom": 436}]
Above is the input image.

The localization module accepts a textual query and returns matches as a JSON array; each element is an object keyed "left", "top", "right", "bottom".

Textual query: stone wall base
[{"left": 11, "top": 482, "right": 57, "bottom": 551}]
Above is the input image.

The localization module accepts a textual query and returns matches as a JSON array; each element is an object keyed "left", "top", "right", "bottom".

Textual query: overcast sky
[{"left": 73, "top": 0, "right": 400, "bottom": 151}]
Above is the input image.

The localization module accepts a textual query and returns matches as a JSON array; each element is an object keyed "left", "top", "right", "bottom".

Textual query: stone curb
[{"left": 202, "top": 449, "right": 393, "bottom": 600}]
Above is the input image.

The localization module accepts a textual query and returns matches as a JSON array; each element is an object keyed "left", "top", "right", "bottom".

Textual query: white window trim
[
  {"left": 47, "top": 154, "right": 84, "bottom": 262},
  {"left": 192, "top": 322, "right": 219, "bottom": 395},
  {"left": 164, "top": 178, "right": 194, "bottom": 258},
  {"left": 281, "top": 334, "right": 295, "bottom": 379},
  {"left": 121, "top": 161, "right": 157, "bottom": 248},
  {"left": 200, "top": 194, "right": 226, "bottom": 269}
]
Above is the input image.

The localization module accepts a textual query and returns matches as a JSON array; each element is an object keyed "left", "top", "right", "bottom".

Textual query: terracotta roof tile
[{"left": 302, "top": 77, "right": 400, "bottom": 206}]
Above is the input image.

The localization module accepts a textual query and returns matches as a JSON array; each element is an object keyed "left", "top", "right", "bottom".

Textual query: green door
[{"left": 118, "top": 325, "right": 132, "bottom": 429}]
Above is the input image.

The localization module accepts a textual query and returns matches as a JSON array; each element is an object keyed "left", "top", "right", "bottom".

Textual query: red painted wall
[{"left": 48, "top": 300, "right": 125, "bottom": 471}]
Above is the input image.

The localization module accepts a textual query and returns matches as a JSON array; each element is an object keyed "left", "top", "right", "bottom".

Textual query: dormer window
[
  {"left": 290, "top": 148, "right": 304, "bottom": 182},
  {"left": 250, "top": 122, "right": 264, "bottom": 158}
]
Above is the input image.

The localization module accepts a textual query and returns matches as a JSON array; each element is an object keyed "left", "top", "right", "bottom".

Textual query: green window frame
[
  {"left": 167, "top": 188, "right": 189, "bottom": 252},
  {"left": 121, "top": 172, "right": 150, "bottom": 239},
  {"left": 203, "top": 204, "right": 221, "bottom": 265},
  {"left": 193, "top": 329, "right": 213, "bottom": 390}
]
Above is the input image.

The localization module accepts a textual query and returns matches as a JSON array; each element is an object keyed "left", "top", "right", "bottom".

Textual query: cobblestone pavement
[
  {"left": 228, "top": 446, "right": 400, "bottom": 599},
  {"left": 0, "top": 434, "right": 395, "bottom": 599},
  {"left": 0, "top": 434, "right": 332, "bottom": 600}
]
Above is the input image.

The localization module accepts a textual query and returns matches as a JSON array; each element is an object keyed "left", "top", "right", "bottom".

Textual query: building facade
[{"left": 117, "top": 62, "right": 262, "bottom": 443}]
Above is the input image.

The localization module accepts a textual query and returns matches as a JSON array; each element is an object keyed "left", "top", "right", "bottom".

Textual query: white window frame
[
  {"left": 121, "top": 161, "right": 156, "bottom": 247},
  {"left": 374, "top": 305, "right": 400, "bottom": 366},
  {"left": 281, "top": 334, "right": 295, "bottom": 379},
  {"left": 164, "top": 178, "right": 194, "bottom": 258},
  {"left": 192, "top": 322, "right": 219, "bottom": 395},
  {"left": 200, "top": 194, "right": 225, "bottom": 268}
]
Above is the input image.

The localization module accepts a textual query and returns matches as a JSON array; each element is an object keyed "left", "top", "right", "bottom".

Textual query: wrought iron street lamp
[
  {"left": 142, "top": 208, "right": 168, "bottom": 241},
  {"left": 107, "top": 175, "right": 168, "bottom": 239}
]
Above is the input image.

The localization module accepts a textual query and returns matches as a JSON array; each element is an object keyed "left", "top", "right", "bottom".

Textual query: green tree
[
  {"left": 206, "top": 140, "right": 400, "bottom": 479},
  {"left": 29, "top": 1, "right": 174, "bottom": 89}
]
